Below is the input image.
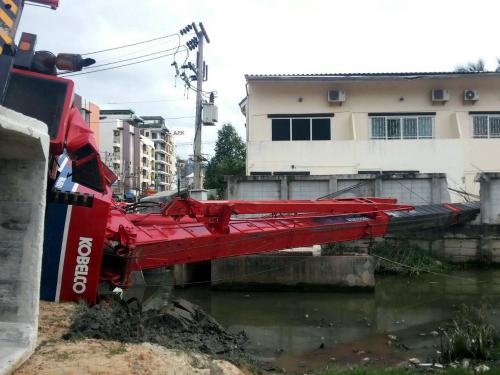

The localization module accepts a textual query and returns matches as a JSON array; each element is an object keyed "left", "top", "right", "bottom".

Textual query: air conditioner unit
[
  {"left": 202, "top": 103, "right": 218, "bottom": 126},
  {"left": 464, "top": 89, "right": 480, "bottom": 101},
  {"left": 431, "top": 89, "right": 449, "bottom": 102},
  {"left": 328, "top": 90, "right": 346, "bottom": 103}
]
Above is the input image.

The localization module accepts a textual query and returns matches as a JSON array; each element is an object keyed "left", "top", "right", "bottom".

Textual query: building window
[
  {"left": 472, "top": 115, "right": 500, "bottom": 138},
  {"left": 152, "top": 133, "right": 157, "bottom": 139},
  {"left": 371, "top": 116, "right": 433, "bottom": 139},
  {"left": 272, "top": 118, "right": 331, "bottom": 141}
]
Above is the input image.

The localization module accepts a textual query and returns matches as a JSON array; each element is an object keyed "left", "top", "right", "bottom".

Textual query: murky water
[{"left": 172, "top": 269, "right": 500, "bottom": 372}]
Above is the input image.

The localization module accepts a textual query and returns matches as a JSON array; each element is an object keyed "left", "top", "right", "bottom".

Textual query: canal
[{"left": 173, "top": 269, "right": 500, "bottom": 372}]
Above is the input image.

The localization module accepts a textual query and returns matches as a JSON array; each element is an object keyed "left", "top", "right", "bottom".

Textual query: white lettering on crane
[{"left": 72, "top": 237, "right": 93, "bottom": 294}]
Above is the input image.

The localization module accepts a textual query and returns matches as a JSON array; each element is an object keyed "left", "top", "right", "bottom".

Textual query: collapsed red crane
[{"left": 0, "top": 0, "right": 478, "bottom": 305}]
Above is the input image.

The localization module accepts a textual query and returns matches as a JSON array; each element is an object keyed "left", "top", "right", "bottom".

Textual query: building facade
[
  {"left": 139, "top": 135, "right": 155, "bottom": 192},
  {"left": 99, "top": 109, "right": 144, "bottom": 197},
  {"left": 74, "top": 94, "right": 101, "bottom": 146},
  {"left": 138, "top": 116, "right": 176, "bottom": 191},
  {"left": 242, "top": 72, "right": 500, "bottom": 198}
]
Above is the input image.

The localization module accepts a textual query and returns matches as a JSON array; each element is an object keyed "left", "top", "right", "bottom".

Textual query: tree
[
  {"left": 204, "top": 123, "right": 245, "bottom": 198},
  {"left": 496, "top": 58, "right": 500, "bottom": 73},
  {"left": 455, "top": 59, "right": 486, "bottom": 72}
]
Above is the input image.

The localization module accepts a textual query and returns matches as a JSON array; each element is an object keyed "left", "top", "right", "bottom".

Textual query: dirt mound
[
  {"left": 14, "top": 301, "right": 248, "bottom": 375},
  {"left": 64, "top": 298, "right": 250, "bottom": 364}
]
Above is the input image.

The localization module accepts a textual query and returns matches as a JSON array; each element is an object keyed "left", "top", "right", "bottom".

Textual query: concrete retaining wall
[
  {"left": 211, "top": 255, "right": 375, "bottom": 291},
  {"left": 479, "top": 173, "right": 500, "bottom": 224},
  {"left": 225, "top": 173, "right": 449, "bottom": 205},
  {"left": 0, "top": 107, "right": 49, "bottom": 374}
]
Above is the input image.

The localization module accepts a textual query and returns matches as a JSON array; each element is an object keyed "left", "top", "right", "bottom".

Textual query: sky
[{"left": 19, "top": 0, "right": 500, "bottom": 158}]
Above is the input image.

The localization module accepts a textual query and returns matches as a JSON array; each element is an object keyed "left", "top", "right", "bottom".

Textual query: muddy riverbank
[{"left": 13, "top": 301, "right": 249, "bottom": 375}]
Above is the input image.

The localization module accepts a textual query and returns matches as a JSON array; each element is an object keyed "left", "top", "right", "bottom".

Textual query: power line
[
  {"left": 82, "top": 33, "right": 179, "bottom": 56},
  {"left": 94, "top": 38, "right": 180, "bottom": 64},
  {"left": 88, "top": 47, "right": 185, "bottom": 70},
  {"left": 60, "top": 51, "right": 181, "bottom": 77},
  {"left": 103, "top": 98, "right": 188, "bottom": 105}
]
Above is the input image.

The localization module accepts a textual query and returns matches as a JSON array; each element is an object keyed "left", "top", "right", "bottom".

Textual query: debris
[
  {"left": 63, "top": 298, "right": 249, "bottom": 363},
  {"left": 430, "top": 330, "right": 439, "bottom": 337},
  {"left": 387, "top": 334, "right": 398, "bottom": 341},
  {"left": 462, "top": 359, "right": 470, "bottom": 368},
  {"left": 304, "top": 314, "right": 309, "bottom": 319},
  {"left": 329, "top": 357, "right": 337, "bottom": 362},
  {"left": 408, "top": 357, "right": 420, "bottom": 365}
]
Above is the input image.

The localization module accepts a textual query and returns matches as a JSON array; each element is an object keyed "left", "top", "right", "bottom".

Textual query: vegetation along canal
[{"left": 174, "top": 269, "right": 500, "bottom": 373}]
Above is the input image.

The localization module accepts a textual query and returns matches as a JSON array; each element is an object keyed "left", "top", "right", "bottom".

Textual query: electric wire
[
  {"left": 93, "top": 38, "right": 181, "bottom": 64},
  {"left": 103, "top": 98, "right": 188, "bottom": 105},
  {"left": 60, "top": 49, "right": 185, "bottom": 77},
  {"left": 81, "top": 33, "right": 179, "bottom": 56},
  {"left": 87, "top": 47, "right": 185, "bottom": 70},
  {"left": 60, "top": 52, "right": 181, "bottom": 77}
]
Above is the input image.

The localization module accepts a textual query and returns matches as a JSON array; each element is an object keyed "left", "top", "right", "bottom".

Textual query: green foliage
[
  {"left": 204, "top": 123, "right": 246, "bottom": 197},
  {"left": 369, "top": 240, "right": 452, "bottom": 274},
  {"left": 440, "top": 304, "right": 498, "bottom": 362},
  {"left": 455, "top": 59, "right": 486, "bottom": 73}
]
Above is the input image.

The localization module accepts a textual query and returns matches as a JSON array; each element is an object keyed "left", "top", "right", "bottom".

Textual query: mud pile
[{"left": 63, "top": 298, "right": 250, "bottom": 363}]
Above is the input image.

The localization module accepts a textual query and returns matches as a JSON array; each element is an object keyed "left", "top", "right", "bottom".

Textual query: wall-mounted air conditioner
[
  {"left": 431, "top": 89, "right": 449, "bottom": 102},
  {"left": 464, "top": 89, "right": 480, "bottom": 101},
  {"left": 328, "top": 90, "right": 346, "bottom": 103}
]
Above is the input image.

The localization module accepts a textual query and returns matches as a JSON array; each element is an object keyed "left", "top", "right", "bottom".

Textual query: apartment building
[
  {"left": 99, "top": 109, "right": 144, "bottom": 196},
  {"left": 138, "top": 116, "right": 176, "bottom": 191},
  {"left": 74, "top": 94, "right": 101, "bottom": 146},
  {"left": 242, "top": 72, "right": 500, "bottom": 198},
  {"left": 139, "top": 135, "right": 155, "bottom": 192}
]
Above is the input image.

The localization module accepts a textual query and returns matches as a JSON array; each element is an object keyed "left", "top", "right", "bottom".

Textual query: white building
[
  {"left": 139, "top": 135, "right": 155, "bottom": 192},
  {"left": 99, "top": 109, "right": 144, "bottom": 197},
  {"left": 138, "top": 116, "right": 176, "bottom": 191},
  {"left": 242, "top": 72, "right": 500, "bottom": 199}
]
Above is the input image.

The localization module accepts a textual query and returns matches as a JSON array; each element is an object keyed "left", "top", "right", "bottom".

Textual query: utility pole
[
  {"left": 176, "top": 22, "right": 211, "bottom": 190},
  {"left": 193, "top": 29, "right": 204, "bottom": 189},
  {"left": 191, "top": 23, "right": 209, "bottom": 190}
]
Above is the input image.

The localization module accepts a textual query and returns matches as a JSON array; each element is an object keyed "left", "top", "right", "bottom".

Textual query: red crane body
[{"left": 0, "top": 1, "right": 477, "bottom": 305}]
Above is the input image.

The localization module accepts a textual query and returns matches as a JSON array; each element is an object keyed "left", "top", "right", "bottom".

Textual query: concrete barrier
[
  {"left": 211, "top": 255, "right": 375, "bottom": 291},
  {"left": 0, "top": 107, "right": 49, "bottom": 374}
]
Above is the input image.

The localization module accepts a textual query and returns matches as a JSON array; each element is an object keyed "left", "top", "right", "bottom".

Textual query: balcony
[
  {"left": 155, "top": 148, "right": 167, "bottom": 154},
  {"left": 155, "top": 159, "right": 166, "bottom": 164}
]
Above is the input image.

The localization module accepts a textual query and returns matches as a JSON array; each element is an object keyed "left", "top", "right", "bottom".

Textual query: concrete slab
[
  {"left": 211, "top": 255, "right": 374, "bottom": 291},
  {"left": 0, "top": 106, "right": 49, "bottom": 374}
]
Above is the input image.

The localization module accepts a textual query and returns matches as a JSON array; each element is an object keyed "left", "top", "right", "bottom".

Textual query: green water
[{"left": 173, "top": 269, "right": 500, "bottom": 370}]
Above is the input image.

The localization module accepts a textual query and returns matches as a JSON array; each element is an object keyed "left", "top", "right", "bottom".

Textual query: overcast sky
[{"left": 19, "top": 0, "right": 499, "bottom": 158}]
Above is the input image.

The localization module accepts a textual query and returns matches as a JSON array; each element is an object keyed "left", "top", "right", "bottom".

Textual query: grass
[
  {"left": 317, "top": 367, "right": 497, "bottom": 375},
  {"left": 440, "top": 304, "right": 498, "bottom": 362},
  {"left": 108, "top": 343, "right": 127, "bottom": 356},
  {"left": 322, "top": 240, "right": 455, "bottom": 275},
  {"left": 370, "top": 240, "right": 454, "bottom": 275}
]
